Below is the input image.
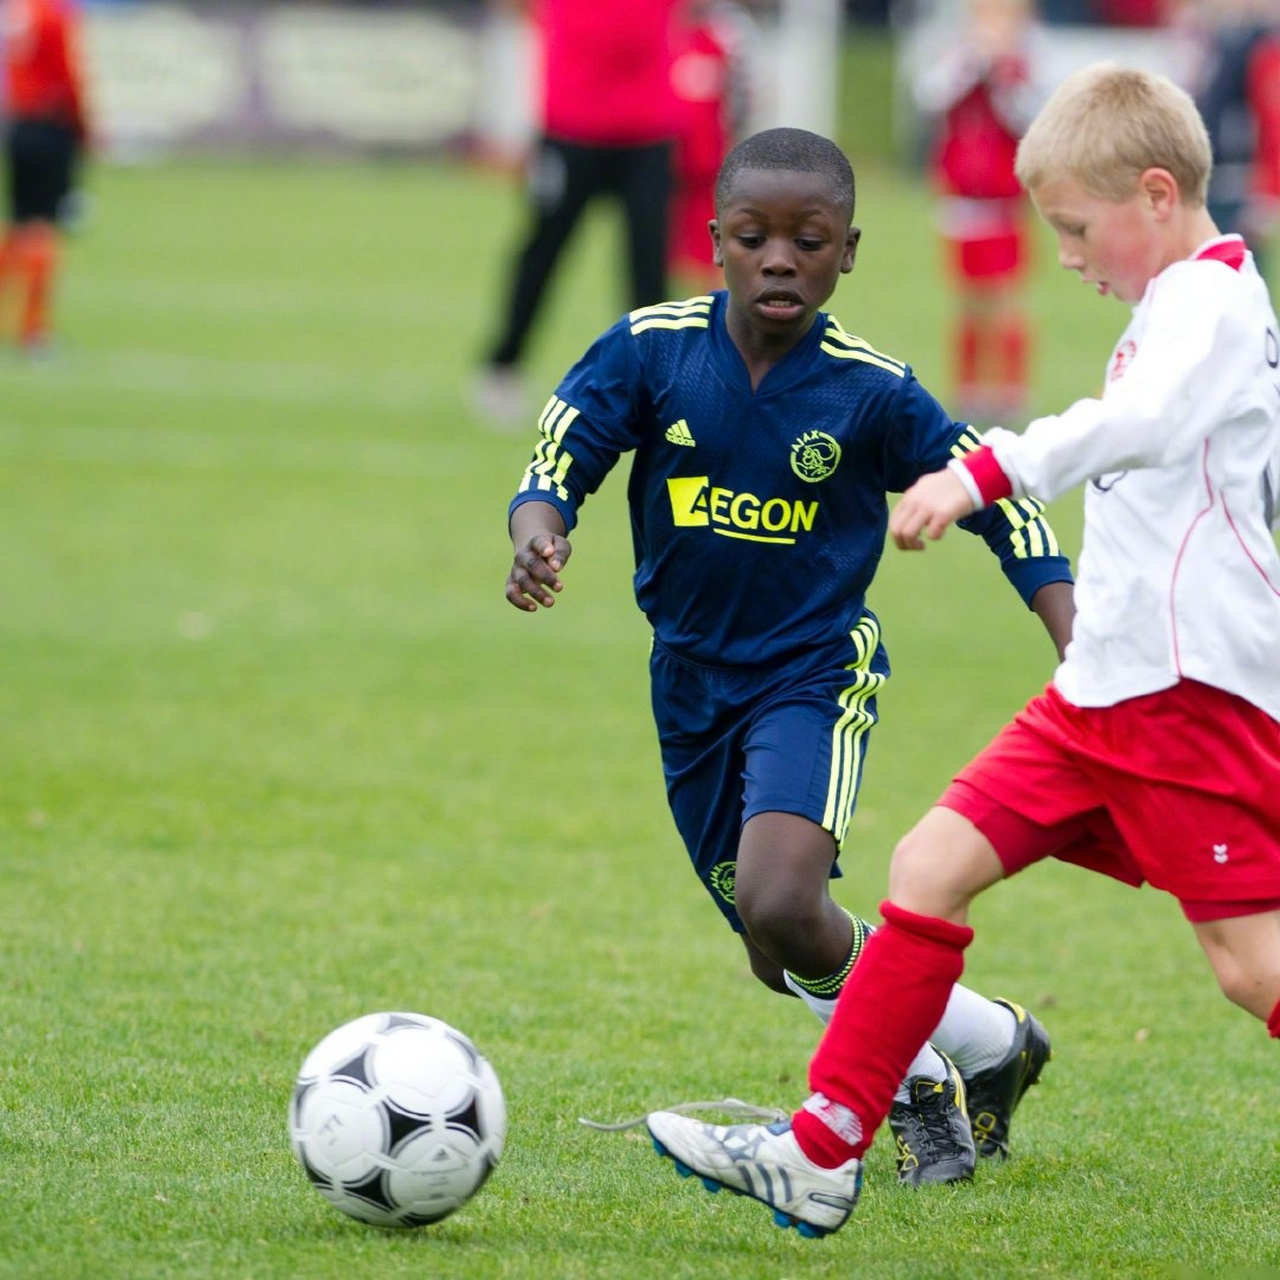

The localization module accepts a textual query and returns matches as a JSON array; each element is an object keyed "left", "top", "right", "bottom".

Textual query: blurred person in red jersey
[
  {"left": 1250, "top": 30, "right": 1280, "bottom": 274},
  {"left": 0, "top": 0, "right": 91, "bottom": 355},
  {"left": 475, "top": 0, "right": 680, "bottom": 428},
  {"left": 667, "top": 0, "right": 757, "bottom": 293},
  {"left": 912, "top": 0, "right": 1045, "bottom": 426},
  {"left": 1092, "top": 0, "right": 1167, "bottom": 23}
]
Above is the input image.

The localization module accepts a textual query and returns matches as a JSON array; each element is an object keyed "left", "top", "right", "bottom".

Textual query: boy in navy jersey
[{"left": 506, "top": 127, "right": 1076, "bottom": 1184}]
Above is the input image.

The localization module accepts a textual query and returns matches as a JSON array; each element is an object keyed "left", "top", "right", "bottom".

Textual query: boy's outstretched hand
[
  {"left": 506, "top": 501, "right": 573, "bottom": 611},
  {"left": 506, "top": 533, "right": 572, "bottom": 610},
  {"left": 889, "top": 468, "right": 978, "bottom": 550}
]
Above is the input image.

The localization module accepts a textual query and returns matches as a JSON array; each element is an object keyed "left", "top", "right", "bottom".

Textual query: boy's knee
[
  {"left": 887, "top": 832, "right": 946, "bottom": 915},
  {"left": 1210, "top": 959, "right": 1279, "bottom": 1018},
  {"left": 737, "top": 887, "right": 817, "bottom": 953},
  {"left": 887, "top": 808, "right": 995, "bottom": 921},
  {"left": 1214, "top": 964, "right": 1258, "bottom": 1013},
  {"left": 736, "top": 885, "right": 846, "bottom": 977},
  {"left": 1195, "top": 914, "right": 1280, "bottom": 1022}
]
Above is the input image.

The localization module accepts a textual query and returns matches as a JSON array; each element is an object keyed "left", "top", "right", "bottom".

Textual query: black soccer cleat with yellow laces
[
  {"left": 887, "top": 1053, "right": 976, "bottom": 1186},
  {"left": 961, "top": 998, "right": 1052, "bottom": 1159}
]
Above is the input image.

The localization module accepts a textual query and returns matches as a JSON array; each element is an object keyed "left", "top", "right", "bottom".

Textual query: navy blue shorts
[{"left": 650, "top": 614, "right": 888, "bottom": 932}]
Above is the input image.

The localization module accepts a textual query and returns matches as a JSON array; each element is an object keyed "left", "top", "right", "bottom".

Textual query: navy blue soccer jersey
[{"left": 511, "top": 292, "right": 1071, "bottom": 667}]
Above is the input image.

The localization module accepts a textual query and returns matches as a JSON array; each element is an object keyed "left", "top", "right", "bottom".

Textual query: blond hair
[{"left": 1015, "top": 63, "right": 1212, "bottom": 204}]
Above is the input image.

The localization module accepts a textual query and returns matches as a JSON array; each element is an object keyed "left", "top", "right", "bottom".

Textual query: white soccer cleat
[{"left": 646, "top": 1111, "right": 862, "bottom": 1238}]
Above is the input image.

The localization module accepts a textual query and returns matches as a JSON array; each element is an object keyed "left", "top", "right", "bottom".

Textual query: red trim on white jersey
[{"left": 1194, "top": 236, "right": 1247, "bottom": 270}]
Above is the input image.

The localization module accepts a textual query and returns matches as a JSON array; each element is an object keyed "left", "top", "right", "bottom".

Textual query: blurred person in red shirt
[
  {"left": 475, "top": 0, "right": 680, "bottom": 427},
  {"left": 1250, "top": 31, "right": 1280, "bottom": 271},
  {"left": 0, "top": 0, "right": 91, "bottom": 354},
  {"left": 912, "top": 0, "right": 1045, "bottom": 425},
  {"left": 667, "top": 0, "right": 757, "bottom": 293},
  {"left": 1092, "top": 0, "right": 1167, "bottom": 22}
]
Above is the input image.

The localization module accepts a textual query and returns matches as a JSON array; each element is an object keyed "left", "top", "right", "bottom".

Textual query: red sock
[
  {"left": 790, "top": 900, "right": 973, "bottom": 1167},
  {"left": 996, "top": 315, "right": 1029, "bottom": 395},
  {"left": 954, "top": 314, "right": 980, "bottom": 393},
  {"left": 1268, "top": 997, "right": 1280, "bottom": 1039}
]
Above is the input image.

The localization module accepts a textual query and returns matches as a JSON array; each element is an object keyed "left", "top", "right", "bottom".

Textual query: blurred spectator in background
[
  {"left": 0, "top": 0, "right": 90, "bottom": 355},
  {"left": 912, "top": 0, "right": 1045, "bottom": 425},
  {"left": 475, "top": 0, "right": 680, "bottom": 428},
  {"left": 667, "top": 0, "right": 758, "bottom": 293},
  {"left": 1194, "top": 0, "right": 1280, "bottom": 278},
  {"left": 1036, "top": 0, "right": 1165, "bottom": 21},
  {"left": 1090, "top": 0, "right": 1167, "bottom": 22}
]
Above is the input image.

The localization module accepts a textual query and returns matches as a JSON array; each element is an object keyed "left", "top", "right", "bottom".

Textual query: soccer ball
[{"left": 289, "top": 1011, "right": 506, "bottom": 1227}]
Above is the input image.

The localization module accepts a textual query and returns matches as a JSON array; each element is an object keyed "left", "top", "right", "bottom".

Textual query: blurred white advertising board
[{"left": 85, "top": 2, "right": 484, "bottom": 158}]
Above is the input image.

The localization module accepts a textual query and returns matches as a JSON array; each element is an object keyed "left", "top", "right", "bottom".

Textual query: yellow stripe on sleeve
[
  {"left": 820, "top": 320, "right": 908, "bottom": 377},
  {"left": 994, "top": 496, "right": 1058, "bottom": 558},
  {"left": 516, "top": 395, "right": 580, "bottom": 501},
  {"left": 629, "top": 297, "right": 713, "bottom": 336},
  {"left": 948, "top": 431, "right": 1059, "bottom": 559}
]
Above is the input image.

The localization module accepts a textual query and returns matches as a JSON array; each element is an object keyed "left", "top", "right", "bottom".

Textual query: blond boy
[{"left": 644, "top": 62, "right": 1280, "bottom": 1237}]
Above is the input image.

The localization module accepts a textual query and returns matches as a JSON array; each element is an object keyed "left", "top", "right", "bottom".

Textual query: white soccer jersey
[{"left": 982, "top": 236, "right": 1280, "bottom": 722}]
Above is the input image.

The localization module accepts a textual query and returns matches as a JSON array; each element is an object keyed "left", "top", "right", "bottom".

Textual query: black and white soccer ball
[{"left": 289, "top": 1011, "right": 506, "bottom": 1228}]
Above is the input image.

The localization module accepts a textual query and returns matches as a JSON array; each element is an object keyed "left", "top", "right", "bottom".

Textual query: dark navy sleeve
[
  {"left": 508, "top": 317, "right": 648, "bottom": 533},
  {"left": 882, "top": 372, "right": 1074, "bottom": 607}
]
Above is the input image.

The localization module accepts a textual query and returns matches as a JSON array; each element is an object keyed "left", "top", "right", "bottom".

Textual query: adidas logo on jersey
[{"left": 665, "top": 419, "right": 696, "bottom": 447}]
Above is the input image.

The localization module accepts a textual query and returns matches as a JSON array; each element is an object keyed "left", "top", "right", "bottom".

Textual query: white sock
[
  {"left": 929, "top": 989, "right": 1018, "bottom": 1075},
  {"left": 894, "top": 1041, "right": 949, "bottom": 1102},
  {"left": 783, "top": 969, "right": 838, "bottom": 1023}
]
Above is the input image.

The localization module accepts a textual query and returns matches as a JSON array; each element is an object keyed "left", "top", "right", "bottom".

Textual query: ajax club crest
[{"left": 790, "top": 430, "right": 841, "bottom": 483}]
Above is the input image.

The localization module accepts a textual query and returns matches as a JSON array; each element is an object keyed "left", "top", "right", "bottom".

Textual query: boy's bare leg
[
  {"left": 888, "top": 805, "right": 1008, "bottom": 922},
  {"left": 1193, "top": 909, "right": 1280, "bottom": 1023}
]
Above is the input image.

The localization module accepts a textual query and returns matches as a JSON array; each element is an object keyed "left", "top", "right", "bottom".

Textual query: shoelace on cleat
[{"left": 894, "top": 1085, "right": 962, "bottom": 1159}]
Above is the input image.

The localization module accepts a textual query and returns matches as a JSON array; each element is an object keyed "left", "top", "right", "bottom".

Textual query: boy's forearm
[
  {"left": 1030, "top": 580, "right": 1076, "bottom": 661},
  {"left": 510, "top": 500, "right": 567, "bottom": 545}
]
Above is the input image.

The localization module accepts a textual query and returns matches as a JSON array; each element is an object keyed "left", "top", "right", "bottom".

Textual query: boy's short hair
[
  {"left": 1015, "top": 62, "right": 1212, "bottom": 204},
  {"left": 715, "top": 127, "right": 856, "bottom": 222}
]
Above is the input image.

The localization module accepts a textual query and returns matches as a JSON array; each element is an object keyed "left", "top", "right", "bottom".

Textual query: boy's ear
[
  {"left": 842, "top": 225, "right": 862, "bottom": 272},
  {"left": 1139, "top": 167, "right": 1179, "bottom": 219},
  {"left": 710, "top": 219, "right": 723, "bottom": 267}
]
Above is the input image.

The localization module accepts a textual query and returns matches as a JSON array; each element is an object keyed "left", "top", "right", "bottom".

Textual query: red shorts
[
  {"left": 941, "top": 681, "right": 1280, "bottom": 922},
  {"left": 938, "top": 198, "right": 1028, "bottom": 283},
  {"left": 949, "top": 229, "right": 1026, "bottom": 282}
]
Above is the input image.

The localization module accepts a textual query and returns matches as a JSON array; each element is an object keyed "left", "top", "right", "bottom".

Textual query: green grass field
[{"left": 1, "top": 150, "right": 1277, "bottom": 1279}]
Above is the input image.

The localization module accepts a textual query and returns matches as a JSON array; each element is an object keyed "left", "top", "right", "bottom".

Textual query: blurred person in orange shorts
[
  {"left": 913, "top": 0, "right": 1045, "bottom": 425},
  {"left": 0, "top": 0, "right": 92, "bottom": 355}
]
